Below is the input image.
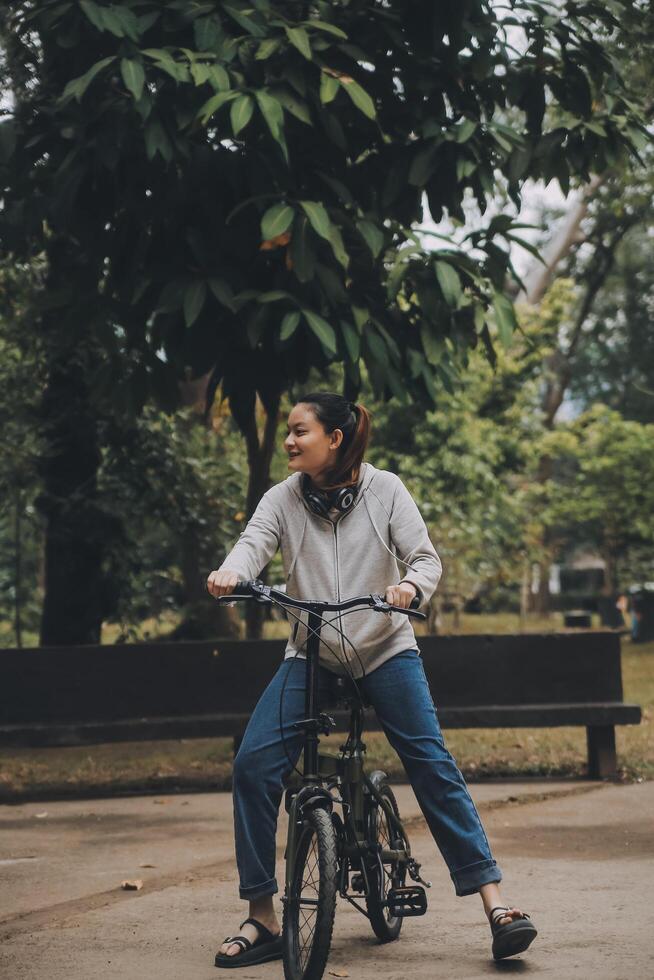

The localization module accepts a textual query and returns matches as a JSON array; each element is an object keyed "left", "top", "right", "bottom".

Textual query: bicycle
[{"left": 215, "top": 579, "right": 433, "bottom": 980}]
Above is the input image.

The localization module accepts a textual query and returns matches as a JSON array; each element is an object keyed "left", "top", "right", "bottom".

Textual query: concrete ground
[{"left": 1, "top": 777, "right": 653, "bottom": 979}]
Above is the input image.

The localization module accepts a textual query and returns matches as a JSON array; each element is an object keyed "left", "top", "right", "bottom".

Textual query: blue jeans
[{"left": 232, "top": 649, "right": 502, "bottom": 900}]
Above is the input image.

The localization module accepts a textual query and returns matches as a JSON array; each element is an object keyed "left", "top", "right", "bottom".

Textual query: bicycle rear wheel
[
  {"left": 364, "top": 778, "right": 406, "bottom": 941},
  {"left": 283, "top": 806, "right": 338, "bottom": 980}
]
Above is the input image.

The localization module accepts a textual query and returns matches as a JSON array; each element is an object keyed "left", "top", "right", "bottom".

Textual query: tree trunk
[
  {"left": 243, "top": 394, "right": 281, "bottom": 639},
  {"left": 16, "top": 30, "right": 116, "bottom": 645},
  {"left": 170, "top": 524, "right": 242, "bottom": 640},
  {"left": 14, "top": 487, "right": 23, "bottom": 648},
  {"left": 519, "top": 557, "right": 530, "bottom": 631},
  {"left": 36, "top": 237, "right": 107, "bottom": 644}
]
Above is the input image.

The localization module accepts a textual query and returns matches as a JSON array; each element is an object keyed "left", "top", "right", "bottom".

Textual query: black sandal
[
  {"left": 215, "top": 916, "right": 283, "bottom": 969},
  {"left": 488, "top": 906, "right": 538, "bottom": 960}
]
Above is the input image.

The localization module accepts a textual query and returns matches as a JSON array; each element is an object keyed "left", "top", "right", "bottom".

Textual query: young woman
[{"left": 207, "top": 391, "right": 537, "bottom": 967}]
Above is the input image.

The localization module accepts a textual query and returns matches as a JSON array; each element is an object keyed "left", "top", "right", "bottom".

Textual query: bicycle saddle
[{"left": 323, "top": 673, "right": 372, "bottom": 709}]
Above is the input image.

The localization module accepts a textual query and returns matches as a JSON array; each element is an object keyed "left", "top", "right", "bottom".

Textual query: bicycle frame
[{"left": 282, "top": 604, "right": 418, "bottom": 914}]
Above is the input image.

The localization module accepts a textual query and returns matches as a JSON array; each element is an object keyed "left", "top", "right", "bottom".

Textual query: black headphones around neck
[{"left": 301, "top": 473, "right": 359, "bottom": 518}]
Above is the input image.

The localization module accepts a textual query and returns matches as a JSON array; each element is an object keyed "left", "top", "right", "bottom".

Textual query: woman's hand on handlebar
[
  {"left": 385, "top": 582, "right": 418, "bottom": 609},
  {"left": 206, "top": 569, "right": 240, "bottom": 598}
]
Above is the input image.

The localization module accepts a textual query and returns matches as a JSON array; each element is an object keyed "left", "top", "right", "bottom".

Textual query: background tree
[
  {"left": 0, "top": 256, "right": 46, "bottom": 646},
  {"left": 535, "top": 405, "right": 654, "bottom": 594},
  {"left": 0, "top": 0, "right": 647, "bottom": 640}
]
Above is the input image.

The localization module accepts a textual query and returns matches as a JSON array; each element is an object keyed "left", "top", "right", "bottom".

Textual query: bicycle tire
[
  {"left": 364, "top": 779, "right": 406, "bottom": 941},
  {"left": 283, "top": 806, "right": 338, "bottom": 980}
]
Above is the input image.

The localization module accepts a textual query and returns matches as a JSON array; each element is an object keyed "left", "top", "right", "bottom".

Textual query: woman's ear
[{"left": 330, "top": 428, "right": 344, "bottom": 450}]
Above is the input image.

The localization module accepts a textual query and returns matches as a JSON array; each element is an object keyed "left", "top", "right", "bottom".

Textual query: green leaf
[
  {"left": 420, "top": 323, "right": 445, "bottom": 366},
  {"left": 141, "top": 49, "right": 188, "bottom": 82},
  {"left": 320, "top": 72, "right": 339, "bottom": 104},
  {"left": 255, "top": 91, "right": 288, "bottom": 161},
  {"left": 365, "top": 327, "right": 387, "bottom": 367},
  {"left": 280, "top": 311, "right": 301, "bottom": 340},
  {"left": 316, "top": 171, "right": 352, "bottom": 204},
  {"left": 256, "top": 38, "right": 281, "bottom": 60},
  {"left": 290, "top": 216, "right": 315, "bottom": 282},
  {"left": 190, "top": 62, "right": 213, "bottom": 86},
  {"left": 303, "top": 310, "right": 337, "bottom": 355},
  {"left": 101, "top": 7, "right": 139, "bottom": 41},
  {"left": 302, "top": 20, "right": 348, "bottom": 39},
  {"left": 434, "top": 260, "right": 462, "bottom": 308},
  {"left": 339, "top": 78, "right": 376, "bottom": 119},
  {"left": 352, "top": 306, "right": 369, "bottom": 332},
  {"left": 209, "top": 65, "right": 230, "bottom": 91},
  {"left": 453, "top": 118, "right": 477, "bottom": 143},
  {"left": 208, "top": 278, "right": 236, "bottom": 313},
  {"left": 356, "top": 219, "right": 384, "bottom": 259},
  {"left": 270, "top": 87, "right": 311, "bottom": 125},
  {"left": 231, "top": 94, "right": 254, "bottom": 135},
  {"left": 456, "top": 157, "right": 477, "bottom": 181},
  {"left": 339, "top": 320, "right": 360, "bottom": 361},
  {"left": 285, "top": 26, "right": 312, "bottom": 60},
  {"left": 79, "top": 1, "right": 106, "bottom": 31},
  {"left": 224, "top": 4, "right": 265, "bottom": 36},
  {"left": 194, "top": 16, "right": 223, "bottom": 50},
  {"left": 197, "top": 90, "right": 236, "bottom": 124},
  {"left": 327, "top": 224, "right": 349, "bottom": 270},
  {"left": 120, "top": 58, "right": 145, "bottom": 101},
  {"left": 60, "top": 56, "right": 115, "bottom": 103},
  {"left": 300, "top": 200, "right": 331, "bottom": 240},
  {"left": 492, "top": 292, "right": 517, "bottom": 348},
  {"left": 257, "top": 290, "right": 292, "bottom": 303},
  {"left": 184, "top": 281, "right": 208, "bottom": 327},
  {"left": 261, "top": 202, "right": 294, "bottom": 240}
]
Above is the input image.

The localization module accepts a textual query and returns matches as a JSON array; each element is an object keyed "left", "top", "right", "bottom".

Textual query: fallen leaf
[
  {"left": 152, "top": 799, "right": 170, "bottom": 805},
  {"left": 121, "top": 879, "right": 143, "bottom": 890},
  {"left": 328, "top": 972, "right": 349, "bottom": 977},
  {"left": 35, "top": 812, "right": 48, "bottom": 819},
  {"left": 139, "top": 863, "right": 157, "bottom": 868}
]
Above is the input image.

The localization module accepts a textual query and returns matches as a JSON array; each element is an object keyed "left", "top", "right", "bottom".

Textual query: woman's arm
[
  {"left": 217, "top": 485, "right": 283, "bottom": 581},
  {"left": 388, "top": 476, "right": 442, "bottom": 608}
]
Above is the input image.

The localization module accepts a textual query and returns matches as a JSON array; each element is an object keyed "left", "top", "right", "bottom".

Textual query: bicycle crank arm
[{"left": 407, "top": 857, "right": 432, "bottom": 887}]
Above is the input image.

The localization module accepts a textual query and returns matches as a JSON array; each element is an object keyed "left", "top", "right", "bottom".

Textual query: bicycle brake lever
[{"left": 371, "top": 594, "right": 393, "bottom": 615}]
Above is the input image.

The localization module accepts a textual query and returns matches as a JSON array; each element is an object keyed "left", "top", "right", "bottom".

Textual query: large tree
[{"left": 0, "top": 0, "right": 646, "bottom": 640}]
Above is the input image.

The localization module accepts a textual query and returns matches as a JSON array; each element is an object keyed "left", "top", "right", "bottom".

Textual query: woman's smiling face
[{"left": 284, "top": 403, "right": 343, "bottom": 486}]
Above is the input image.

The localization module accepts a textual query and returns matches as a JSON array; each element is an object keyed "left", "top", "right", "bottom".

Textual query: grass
[{"left": 1, "top": 616, "right": 651, "bottom": 802}]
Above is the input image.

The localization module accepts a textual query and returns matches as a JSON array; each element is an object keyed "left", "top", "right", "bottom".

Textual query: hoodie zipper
[{"left": 332, "top": 520, "right": 348, "bottom": 665}]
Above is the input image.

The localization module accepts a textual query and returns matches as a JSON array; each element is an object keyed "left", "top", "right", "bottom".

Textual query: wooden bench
[{"left": 0, "top": 631, "right": 641, "bottom": 779}]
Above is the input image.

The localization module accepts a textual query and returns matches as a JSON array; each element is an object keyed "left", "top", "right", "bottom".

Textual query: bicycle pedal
[{"left": 386, "top": 885, "right": 428, "bottom": 917}]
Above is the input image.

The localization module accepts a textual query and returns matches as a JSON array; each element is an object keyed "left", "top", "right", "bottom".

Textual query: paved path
[{"left": 1, "top": 778, "right": 652, "bottom": 978}]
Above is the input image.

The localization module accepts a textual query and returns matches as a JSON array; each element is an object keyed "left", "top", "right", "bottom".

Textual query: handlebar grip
[{"left": 409, "top": 594, "right": 420, "bottom": 610}]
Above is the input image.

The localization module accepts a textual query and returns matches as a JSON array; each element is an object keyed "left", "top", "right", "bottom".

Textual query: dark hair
[{"left": 296, "top": 391, "right": 371, "bottom": 491}]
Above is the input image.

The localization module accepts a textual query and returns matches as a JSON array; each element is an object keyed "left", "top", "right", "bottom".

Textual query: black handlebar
[{"left": 211, "top": 579, "right": 426, "bottom": 620}]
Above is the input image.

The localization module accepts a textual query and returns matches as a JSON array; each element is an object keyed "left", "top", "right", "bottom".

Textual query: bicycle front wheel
[{"left": 283, "top": 806, "right": 338, "bottom": 980}]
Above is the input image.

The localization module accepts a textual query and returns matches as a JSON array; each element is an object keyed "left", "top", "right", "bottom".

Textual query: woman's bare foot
[
  {"left": 488, "top": 906, "right": 527, "bottom": 927},
  {"left": 479, "top": 882, "right": 527, "bottom": 926},
  {"left": 218, "top": 899, "right": 281, "bottom": 958}
]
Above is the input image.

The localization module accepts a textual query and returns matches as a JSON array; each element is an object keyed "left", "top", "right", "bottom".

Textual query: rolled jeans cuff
[
  {"left": 451, "top": 858, "right": 502, "bottom": 897},
  {"left": 239, "top": 876, "right": 278, "bottom": 901}
]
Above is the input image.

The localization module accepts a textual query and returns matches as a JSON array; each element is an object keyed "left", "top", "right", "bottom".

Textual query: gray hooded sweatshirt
[{"left": 219, "top": 462, "right": 442, "bottom": 679}]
